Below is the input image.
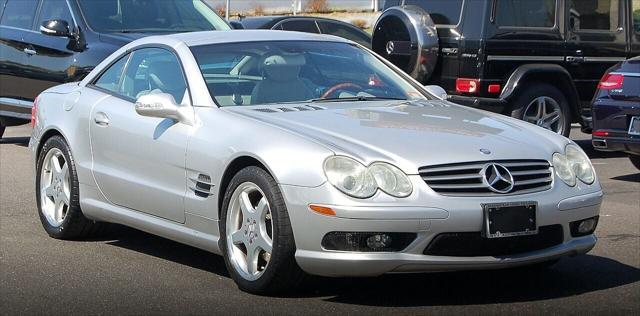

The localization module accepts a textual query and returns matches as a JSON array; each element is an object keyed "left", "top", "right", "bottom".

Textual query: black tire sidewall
[
  {"left": 219, "top": 166, "right": 296, "bottom": 293},
  {"left": 35, "top": 136, "right": 81, "bottom": 238},
  {"left": 510, "top": 83, "right": 572, "bottom": 137}
]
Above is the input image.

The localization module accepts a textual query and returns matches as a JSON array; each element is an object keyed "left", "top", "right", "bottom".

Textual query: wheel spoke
[
  {"left": 60, "top": 163, "right": 69, "bottom": 182},
  {"left": 536, "top": 98, "right": 545, "bottom": 119},
  {"left": 231, "top": 229, "right": 246, "bottom": 245},
  {"left": 54, "top": 198, "right": 64, "bottom": 222},
  {"left": 256, "top": 231, "right": 273, "bottom": 253},
  {"left": 51, "top": 155, "right": 62, "bottom": 175},
  {"left": 60, "top": 190, "right": 70, "bottom": 206},
  {"left": 255, "top": 197, "right": 269, "bottom": 219},
  {"left": 239, "top": 191, "right": 254, "bottom": 218},
  {"left": 245, "top": 245, "right": 259, "bottom": 274}
]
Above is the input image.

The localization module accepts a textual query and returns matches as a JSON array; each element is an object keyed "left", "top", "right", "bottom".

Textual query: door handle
[
  {"left": 94, "top": 112, "right": 110, "bottom": 126},
  {"left": 23, "top": 47, "right": 36, "bottom": 56}
]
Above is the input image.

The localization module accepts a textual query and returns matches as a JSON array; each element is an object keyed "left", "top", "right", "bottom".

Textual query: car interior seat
[{"left": 251, "top": 53, "right": 314, "bottom": 105}]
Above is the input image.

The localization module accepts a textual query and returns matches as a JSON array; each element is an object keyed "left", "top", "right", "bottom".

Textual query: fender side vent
[
  {"left": 189, "top": 174, "right": 214, "bottom": 198},
  {"left": 294, "top": 106, "right": 313, "bottom": 111},
  {"left": 278, "top": 107, "right": 298, "bottom": 112}
]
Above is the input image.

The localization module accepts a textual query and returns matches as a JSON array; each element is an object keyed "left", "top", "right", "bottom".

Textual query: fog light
[
  {"left": 570, "top": 216, "right": 599, "bottom": 237},
  {"left": 366, "top": 234, "right": 392, "bottom": 249},
  {"left": 321, "top": 232, "right": 416, "bottom": 252}
]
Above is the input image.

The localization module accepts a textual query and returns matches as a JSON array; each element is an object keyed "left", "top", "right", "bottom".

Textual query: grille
[
  {"left": 419, "top": 160, "right": 552, "bottom": 196},
  {"left": 423, "top": 225, "right": 563, "bottom": 257}
]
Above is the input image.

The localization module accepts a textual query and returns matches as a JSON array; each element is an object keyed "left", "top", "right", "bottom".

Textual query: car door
[
  {"left": 88, "top": 48, "right": 191, "bottom": 223},
  {"left": 21, "top": 0, "right": 79, "bottom": 101},
  {"left": 0, "top": 0, "right": 39, "bottom": 117},
  {"left": 565, "top": 0, "right": 628, "bottom": 106}
]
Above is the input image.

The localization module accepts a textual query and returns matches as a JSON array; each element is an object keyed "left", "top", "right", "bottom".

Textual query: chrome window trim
[{"left": 487, "top": 55, "right": 565, "bottom": 61}]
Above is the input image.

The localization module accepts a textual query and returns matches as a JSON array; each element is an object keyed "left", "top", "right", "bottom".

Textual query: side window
[
  {"left": 120, "top": 48, "right": 188, "bottom": 103},
  {"left": 495, "top": 0, "right": 557, "bottom": 28},
  {"left": 318, "top": 21, "right": 371, "bottom": 48},
  {"left": 0, "top": 0, "right": 39, "bottom": 29},
  {"left": 94, "top": 54, "right": 130, "bottom": 93},
  {"left": 280, "top": 20, "right": 320, "bottom": 33},
  {"left": 569, "top": 0, "right": 620, "bottom": 32},
  {"left": 37, "top": 0, "right": 73, "bottom": 27}
]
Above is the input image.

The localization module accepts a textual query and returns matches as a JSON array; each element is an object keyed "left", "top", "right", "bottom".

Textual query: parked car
[
  {"left": 373, "top": 0, "right": 640, "bottom": 136},
  {"left": 229, "top": 15, "right": 372, "bottom": 48},
  {"left": 31, "top": 30, "right": 602, "bottom": 294},
  {"left": 0, "top": 0, "right": 230, "bottom": 137},
  {"left": 591, "top": 56, "right": 640, "bottom": 169}
]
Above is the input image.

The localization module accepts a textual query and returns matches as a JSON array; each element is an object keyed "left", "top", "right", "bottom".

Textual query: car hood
[{"left": 225, "top": 100, "right": 569, "bottom": 174}]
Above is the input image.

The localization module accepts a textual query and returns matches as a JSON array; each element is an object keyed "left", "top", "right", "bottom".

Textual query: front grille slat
[{"left": 420, "top": 159, "right": 552, "bottom": 196}]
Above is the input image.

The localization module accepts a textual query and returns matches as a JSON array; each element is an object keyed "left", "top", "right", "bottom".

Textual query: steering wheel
[{"left": 321, "top": 82, "right": 364, "bottom": 99}]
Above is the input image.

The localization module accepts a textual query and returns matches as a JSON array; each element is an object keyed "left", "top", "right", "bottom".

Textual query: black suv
[
  {"left": 373, "top": 0, "right": 640, "bottom": 136},
  {"left": 0, "top": 0, "right": 229, "bottom": 136}
]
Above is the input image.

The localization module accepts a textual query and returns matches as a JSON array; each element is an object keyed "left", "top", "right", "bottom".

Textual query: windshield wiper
[{"left": 309, "top": 96, "right": 406, "bottom": 103}]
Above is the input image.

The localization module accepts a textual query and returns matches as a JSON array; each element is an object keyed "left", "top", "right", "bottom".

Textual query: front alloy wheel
[
  {"left": 226, "top": 182, "right": 274, "bottom": 281},
  {"left": 220, "top": 166, "right": 305, "bottom": 294}
]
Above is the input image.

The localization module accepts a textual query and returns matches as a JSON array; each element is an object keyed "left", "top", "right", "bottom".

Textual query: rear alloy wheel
[
  {"left": 220, "top": 166, "right": 305, "bottom": 294},
  {"left": 36, "top": 136, "right": 106, "bottom": 239},
  {"left": 510, "top": 83, "right": 571, "bottom": 137}
]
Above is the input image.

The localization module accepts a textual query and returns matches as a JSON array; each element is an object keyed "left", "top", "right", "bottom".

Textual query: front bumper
[{"left": 281, "top": 177, "right": 602, "bottom": 277}]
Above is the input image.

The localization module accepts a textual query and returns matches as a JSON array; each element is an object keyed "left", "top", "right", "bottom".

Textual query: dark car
[
  {"left": 229, "top": 15, "right": 372, "bottom": 48},
  {"left": 591, "top": 56, "right": 640, "bottom": 169},
  {"left": 373, "top": 0, "right": 640, "bottom": 136},
  {"left": 0, "top": 0, "right": 230, "bottom": 137}
]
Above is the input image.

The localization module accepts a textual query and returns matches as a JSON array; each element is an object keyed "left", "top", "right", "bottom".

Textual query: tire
[
  {"left": 630, "top": 155, "right": 640, "bottom": 170},
  {"left": 220, "top": 166, "right": 305, "bottom": 294},
  {"left": 0, "top": 123, "right": 5, "bottom": 138},
  {"left": 36, "top": 135, "right": 106, "bottom": 239},
  {"left": 509, "top": 83, "right": 572, "bottom": 137}
]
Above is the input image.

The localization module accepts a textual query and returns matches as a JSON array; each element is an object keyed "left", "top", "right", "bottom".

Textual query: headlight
[
  {"left": 566, "top": 144, "right": 595, "bottom": 184},
  {"left": 553, "top": 152, "right": 576, "bottom": 186},
  {"left": 368, "top": 163, "right": 413, "bottom": 197},
  {"left": 553, "top": 144, "right": 595, "bottom": 186},
  {"left": 323, "top": 156, "right": 413, "bottom": 198},
  {"left": 324, "top": 156, "right": 377, "bottom": 198}
]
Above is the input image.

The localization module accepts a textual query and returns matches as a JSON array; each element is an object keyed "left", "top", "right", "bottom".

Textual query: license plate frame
[
  {"left": 482, "top": 201, "right": 538, "bottom": 239},
  {"left": 629, "top": 116, "right": 640, "bottom": 136}
]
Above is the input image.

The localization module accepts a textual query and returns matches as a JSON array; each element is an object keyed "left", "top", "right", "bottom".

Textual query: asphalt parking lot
[{"left": 1, "top": 124, "right": 638, "bottom": 315}]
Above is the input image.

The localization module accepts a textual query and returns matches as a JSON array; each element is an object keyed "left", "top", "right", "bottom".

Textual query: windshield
[
  {"left": 77, "top": 0, "right": 230, "bottom": 33},
  {"left": 190, "top": 41, "right": 429, "bottom": 107}
]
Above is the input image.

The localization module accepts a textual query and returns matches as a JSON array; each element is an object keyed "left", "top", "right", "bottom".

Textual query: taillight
[
  {"left": 597, "top": 73, "right": 624, "bottom": 90},
  {"left": 593, "top": 130, "right": 609, "bottom": 137},
  {"left": 456, "top": 78, "right": 480, "bottom": 94},
  {"left": 30, "top": 97, "right": 38, "bottom": 128}
]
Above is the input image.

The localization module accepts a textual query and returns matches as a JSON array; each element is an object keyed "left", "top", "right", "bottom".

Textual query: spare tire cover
[{"left": 372, "top": 5, "right": 439, "bottom": 83}]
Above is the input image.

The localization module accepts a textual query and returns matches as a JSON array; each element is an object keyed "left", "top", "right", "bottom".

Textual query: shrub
[
  {"left": 351, "top": 19, "right": 368, "bottom": 29},
  {"left": 252, "top": 3, "right": 265, "bottom": 16},
  {"left": 215, "top": 4, "right": 226, "bottom": 17},
  {"left": 306, "top": 0, "right": 329, "bottom": 13}
]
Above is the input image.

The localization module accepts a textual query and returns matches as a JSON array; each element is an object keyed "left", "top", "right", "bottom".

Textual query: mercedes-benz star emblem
[
  {"left": 386, "top": 41, "right": 395, "bottom": 55},
  {"left": 481, "top": 163, "right": 514, "bottom": 193}
]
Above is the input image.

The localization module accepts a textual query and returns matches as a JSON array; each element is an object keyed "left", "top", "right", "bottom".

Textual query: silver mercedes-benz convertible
[{"left": 30, "top": 30, "right": 603, "bottom": 294}]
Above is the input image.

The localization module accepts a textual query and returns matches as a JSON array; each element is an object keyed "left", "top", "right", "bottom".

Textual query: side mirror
[
  {"left": 40, "top": 20, "right": 72, "bottom": 37},
  {"left": 424, "top": 85, "right": 447, "bottom": 100},
  {"left": 135, "top": 93, "right": 193, "bottom": 126}
]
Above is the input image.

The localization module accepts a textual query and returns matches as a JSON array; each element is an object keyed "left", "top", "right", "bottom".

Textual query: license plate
[
  {"left": 629, "top": 116, "right": 640, "bottom": 136},
  {"left": 483, "top": 202, "right": 538, "bottom": 238}
]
